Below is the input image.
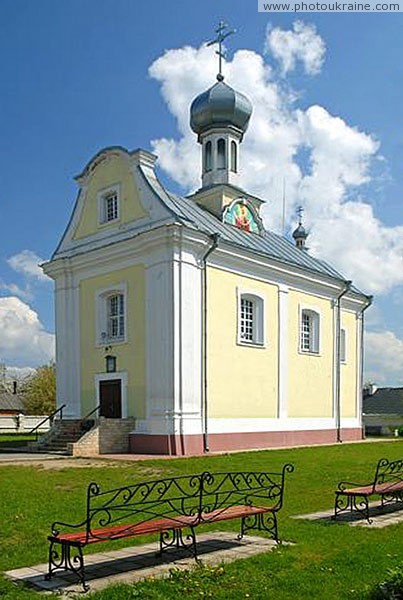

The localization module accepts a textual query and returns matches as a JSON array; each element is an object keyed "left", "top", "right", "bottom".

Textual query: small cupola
[
  {"left": 189, "top": 22, "right": 252, "bottom": 189},
  {"left": 292, "top": 207, "right": 308, "bottom": 250}
]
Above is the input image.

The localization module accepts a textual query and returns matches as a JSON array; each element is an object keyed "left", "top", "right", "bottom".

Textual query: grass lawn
[
  {"left": 0, "top": 433, "right": 36, "bottom": 450},
  {"left": 0, "top": 441, "right": 402, "bottom": 599}
]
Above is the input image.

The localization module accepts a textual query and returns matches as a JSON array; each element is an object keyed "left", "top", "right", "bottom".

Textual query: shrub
[{"left": 370, "top": 564, "right": 403, "bottom": 599}]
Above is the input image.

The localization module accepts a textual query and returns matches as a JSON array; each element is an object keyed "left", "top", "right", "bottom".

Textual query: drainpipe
[
  {"left": 358, "top": 295, "right": 373, "bottom": 439},
  {"left": 335, "top": 280, "right": 352, "bottom": 443},
  {"left": 201, "top": 233, "right": 220, "bottom": 453}
]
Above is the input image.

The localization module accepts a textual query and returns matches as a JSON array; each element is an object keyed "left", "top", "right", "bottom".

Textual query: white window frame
[
  {"left": 299, "top": 307, "right": 320, "bottom": 355},
  {"left": 237, "top": 290, "right": 266, "bottom": 347},
  {"left": 98, "top": 184, "right": 121, "bottom": 225},
  {"left": 340, "top": 327, "right": 347, "bottom": 363},
  {"left": 96, "top": 283, "right": 127, "bottom": 346}
]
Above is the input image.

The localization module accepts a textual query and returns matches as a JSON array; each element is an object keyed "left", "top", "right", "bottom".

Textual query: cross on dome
[{"left": 207, "top": 21, "right": 236, "bottom": 81}]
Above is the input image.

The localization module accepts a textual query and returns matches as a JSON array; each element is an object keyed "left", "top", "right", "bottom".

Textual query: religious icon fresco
[{"left": 224, "top": 200, "right": 260, "bottom": 233}]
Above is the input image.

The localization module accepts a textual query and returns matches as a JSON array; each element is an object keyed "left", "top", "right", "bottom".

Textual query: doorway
[{"left": 99, "top": 379, "right": 122, "bottom": 418}]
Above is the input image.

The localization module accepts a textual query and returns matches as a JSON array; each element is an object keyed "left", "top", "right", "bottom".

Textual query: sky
[{"left": 1, "top": 0, "right": 403, "bottom": 384}]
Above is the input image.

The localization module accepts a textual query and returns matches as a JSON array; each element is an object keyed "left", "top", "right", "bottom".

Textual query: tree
[{"left": 23, "top": 363, "right": 56, "bottom": 415}]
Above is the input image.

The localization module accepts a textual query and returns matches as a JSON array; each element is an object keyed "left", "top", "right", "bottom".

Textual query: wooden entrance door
[{"left": 99, "top": 380, "right": 122, "bottom": 418}]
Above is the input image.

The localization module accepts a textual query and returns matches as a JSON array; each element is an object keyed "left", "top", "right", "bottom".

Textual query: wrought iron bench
[
  {"left": 333, "top": 457, "right": 403, "bottom": 523},
  {"left": 46, "top": 465, "right": 294, "bottom": 590}
]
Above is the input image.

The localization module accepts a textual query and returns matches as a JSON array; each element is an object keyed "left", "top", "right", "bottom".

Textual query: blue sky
[{"left": 1, "top": 0, "right": 403, "bottom": 383}]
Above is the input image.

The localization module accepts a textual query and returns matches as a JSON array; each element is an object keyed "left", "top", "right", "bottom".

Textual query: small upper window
[
  {"left": 340, "top": 328, "right": 346, "bottom": 363},
  {"left": 300, "top": 309, "right": 320, "bottom": 354},
  {"left": 104, "top": 192, "right": 118, "bottom": 223},
  {"left": 238, "top": 293, "right": 264, "bottom": 346},
  {"left": 98, "top": 185, "right": 120, "bottom": 225}
]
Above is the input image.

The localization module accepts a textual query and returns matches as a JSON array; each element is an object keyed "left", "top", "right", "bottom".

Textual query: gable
[{"left": 73, "top": 151, "right": 148, "bottom": 241}]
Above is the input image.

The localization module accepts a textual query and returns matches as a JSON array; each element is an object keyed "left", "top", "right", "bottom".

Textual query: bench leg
[
  {"left": 333, "top": 493, "right": 371, "bottom": 524},
  {"left": 158, "top": 527, "right": 198, "bottom": 560},
  {"left": 45, "top": 541, "right": 89, "bottom": 592},
  {"left": 238, "top": 512, "right": 279, "bottom": 543}
]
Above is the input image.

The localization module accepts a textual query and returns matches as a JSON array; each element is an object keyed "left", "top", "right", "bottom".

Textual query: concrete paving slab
[
  {"left": 293, "top": 499, "right": 403, "bottom": 528},
  {"left": 5, "top": 532, "right": 279, "bottom": 596}
]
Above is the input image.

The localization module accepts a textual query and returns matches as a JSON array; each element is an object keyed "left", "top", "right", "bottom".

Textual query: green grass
[
  {"left": 0, "top": 441, "right": 403, "bottom": 599},
  {"left": 0, "top": 433, "right": 36, "bottom": 449}
]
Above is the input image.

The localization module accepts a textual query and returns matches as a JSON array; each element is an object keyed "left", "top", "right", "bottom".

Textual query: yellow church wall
[
  {"left": 73, "top": 154, "right": 148, "bottom": 240},
  {"left": 287, "top": 291, "right": 333, "bottom": 418},
  {"left": 79, "top": 265, "right": 146, "bottom": 418},
  {"left": 207, "top": 267, "right": 278, "bottom": 419},
  {"left": 341, "top": 310, "right": 358, "bottom": 418}
]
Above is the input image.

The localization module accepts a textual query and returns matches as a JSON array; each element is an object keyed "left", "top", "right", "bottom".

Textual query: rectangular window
[
  {"left": 107, "top": 294, "right": 125, "bottom": 339},
  {"left": 300, "top": 309, "right": 320, "bottom": 354},
  {"left": 340, "top": 328, "right": 346, "bottom": 362},
  {"left": 240, "top": 297, "right": 254, "bottom": 342},
  {"left": 301, "top": 312, "right": 312, "bottom": 352},
  {"left": 104, "top": 192, "right": 118, "bottom": 222}
]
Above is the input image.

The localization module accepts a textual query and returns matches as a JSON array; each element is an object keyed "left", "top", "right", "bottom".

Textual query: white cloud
[
  {"left": 0, "top": 297, "right": 55, "bottom": 367},
  {"left": 6, "top": 366, "right": 35, "bottom": 380},
  {"left": 265, "top": 21, "right": 326, "bottom": 75},
  {"left": 0, "top": 280, "right": 33, "bottom": 302},
  {"left": 149, "top": 33, "right": 403, "bottom": 296},
  {"left": 7, "top": 250, "right": 49, "bottom": 282},
  {"left": 364, "top": 330, "right": 403, "bottom": 385}
]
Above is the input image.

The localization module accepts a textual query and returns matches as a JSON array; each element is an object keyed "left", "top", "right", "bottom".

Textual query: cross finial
[
  {"left": 207, "top": 20, "right": 236, "bottom": 81},
  {"left": 297, "top": 205, "right": 304, "bottom": 224}
]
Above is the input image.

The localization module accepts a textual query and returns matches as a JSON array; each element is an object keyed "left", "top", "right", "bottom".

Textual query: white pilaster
[
  {"left": 54, "top": 269, "right": 81, "bottom": 417},
  {"left": 278, "top": 284, "right": 289, "bottom": 419},
  {"left": 141, "top": 248, "right": 175, "bottom": 434}
]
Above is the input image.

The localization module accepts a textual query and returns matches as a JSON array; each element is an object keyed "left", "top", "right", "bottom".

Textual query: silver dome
[
  {"left": 190, "top": 80, "right": 252, "bottom": 136},
  {"left": 292, "top": 223, "right": 308, "bottom": 240}
]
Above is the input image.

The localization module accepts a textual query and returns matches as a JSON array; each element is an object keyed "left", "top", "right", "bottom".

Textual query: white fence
[{"left": 0, "top": 415, "right": 51, "bottom": 434}]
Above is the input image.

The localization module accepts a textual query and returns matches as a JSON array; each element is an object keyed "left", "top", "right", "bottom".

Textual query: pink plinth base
[{"left": 129, "top": 428, "right": 363, "bottom": 456}]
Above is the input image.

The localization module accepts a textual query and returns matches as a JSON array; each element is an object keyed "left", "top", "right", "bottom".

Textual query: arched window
[
  {"left": 238, "top": 293, "right": 265, "bottom": 346},
  {"left": 217, "top": 138, "right": 226, "bottom": 170},
  {"left": 230, "top": 141, "right": 237, "bottom": 172},
  {"left": 300, "top": 309, "right": 320, "bottom": 354},
  {"left": 205, "top": 141, "right": 212, "bottom": 172}
]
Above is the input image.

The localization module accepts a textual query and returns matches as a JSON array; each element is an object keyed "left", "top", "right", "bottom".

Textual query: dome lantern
[{"left": 189, "top": 22, "right": 252, "bottom": 189}]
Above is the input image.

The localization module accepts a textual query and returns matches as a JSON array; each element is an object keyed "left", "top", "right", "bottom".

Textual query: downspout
[
  {"left": 335, "top": 280, "right": 352, "bottom": 443},
  {"left": 358, "top": 295, "right": 373, "bottom": 439},
  {"left": 201, "top": 233, "right": 220, "bottom": 453}
]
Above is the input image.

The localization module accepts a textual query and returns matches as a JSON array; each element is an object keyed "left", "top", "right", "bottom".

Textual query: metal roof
[
  {"left": 0, "top": 392, "right": 24, "bottom": 412},
  {"left": 141, "top": 166, "right": 361, "bottom": 287},
  {"left": 363, "top": 388, "right": 403, "bottom": 415}
]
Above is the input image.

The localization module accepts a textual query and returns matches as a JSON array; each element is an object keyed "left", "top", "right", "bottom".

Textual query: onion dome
[
  {"left": 292, "top": 222, "right": 308, "bottom": 250},
  {"left": 292, "top": 223, "right": 308, "bottom": 241},
  {"left": 190, "top": 79, "right": 252, "bottom": 137}
]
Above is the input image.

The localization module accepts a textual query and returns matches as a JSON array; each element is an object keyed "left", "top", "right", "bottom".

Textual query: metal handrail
[
  {"left": 80, "top": 404, "right": 100, "bottom": 423},
  {"left": 29, "top": 403, "right": 66, "bottom": 441},
  {"left": 76, "top": 404, "right": 100, "bottom": 433}
]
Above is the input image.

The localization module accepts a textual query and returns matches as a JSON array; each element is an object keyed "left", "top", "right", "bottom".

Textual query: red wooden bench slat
[
  {"left": 341, "top": 481, "right": 403, "bottom": 496},
  {"left": 49, "top": 504, "right": 270, "bottom": 546}
]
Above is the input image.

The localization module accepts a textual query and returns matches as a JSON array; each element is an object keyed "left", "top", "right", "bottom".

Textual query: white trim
[
  {"left": 236, "top": 288, "right": 266, "bottom": 347},
  {"left": 95, "top": 282, "right": 127, "bottom": 346},
  {"left": 95, "top": 371, "right": 128, "bottom": 418},
  {"left": 97, "top": 183, "right": 121, "bottom": 226},
  {"left": 136, "top": 415, "right": 362, "bottom": 436},
  {"left": 207, "top": 416, "right": 361, "bottom": 434}
]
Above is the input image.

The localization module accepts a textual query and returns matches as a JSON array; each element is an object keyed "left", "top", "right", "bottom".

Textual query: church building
[{"left": 43, "top": 33, "right": 371, "bottom": 455}]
